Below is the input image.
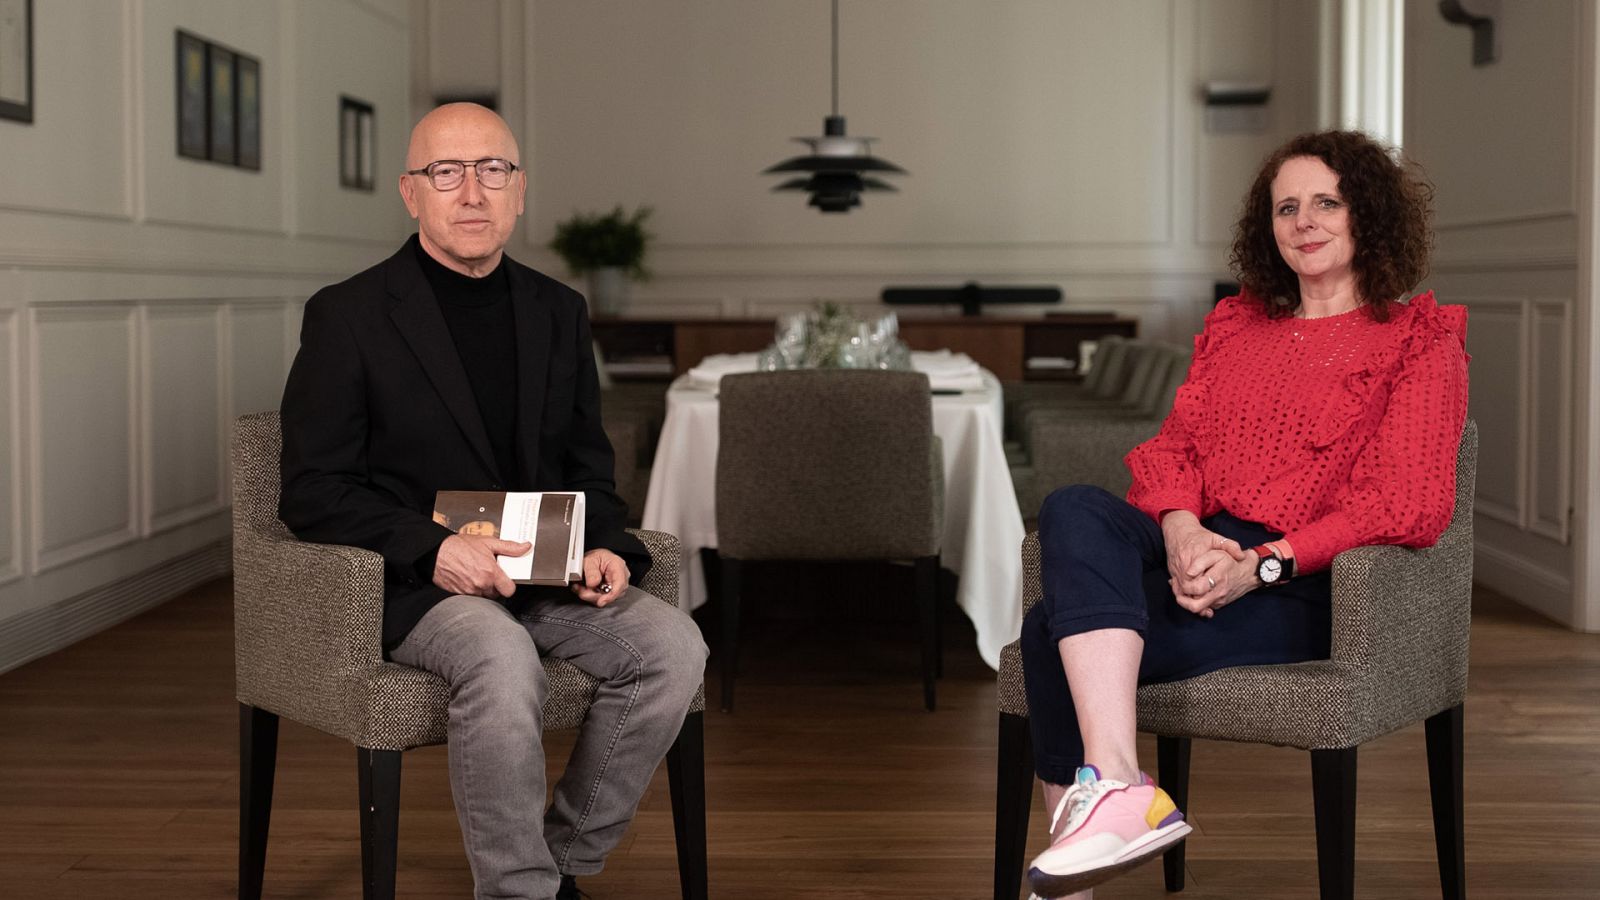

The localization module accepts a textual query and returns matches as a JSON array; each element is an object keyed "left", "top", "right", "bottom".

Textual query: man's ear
[
  {"left": 514, "top": 170, "right": 527, "bottom": 216},
  {"left": 399, "top": 173, "right": 420, "bottom": 219}
]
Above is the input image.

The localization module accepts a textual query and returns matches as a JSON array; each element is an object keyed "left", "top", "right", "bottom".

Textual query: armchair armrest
[
  {"left": 1328, "top": 526, "right": 1473, "bottom": 697},
  {"left": 233, "top": 524, "right": 386, "bottom": 734},
  {"left": 628, "top": 528, "right": 682, "bottom": 610}
]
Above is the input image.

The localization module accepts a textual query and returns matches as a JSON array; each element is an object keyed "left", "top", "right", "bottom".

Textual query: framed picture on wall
[
  {"left": 175, "top": 31, "right": 208, "bottom": 158},
  {"left": 340, "top": 96, "right": 375, "bottom": 191},
  {"left": 208, "top": 44, "right": 236, "bottom": 164},
  {"left": 0, "top": 0, "right": 32, "bottom": 123},
  {"left": 236, "top": 53, "right": 261, "bottom": 170}
]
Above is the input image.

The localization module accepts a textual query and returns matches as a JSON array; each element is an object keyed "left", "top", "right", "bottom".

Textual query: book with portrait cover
[{"left": 431, "top": 491, "right": 586, "bottom": 586}]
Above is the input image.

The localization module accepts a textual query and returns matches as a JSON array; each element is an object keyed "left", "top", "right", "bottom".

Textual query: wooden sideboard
[{"left": 591, "top": 313, "right": 1139, "bottom": 382}]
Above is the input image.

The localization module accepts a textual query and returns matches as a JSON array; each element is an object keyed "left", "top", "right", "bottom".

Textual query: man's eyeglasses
[{"left": 405, "top": 158, "right": 520, "bottom": 191}]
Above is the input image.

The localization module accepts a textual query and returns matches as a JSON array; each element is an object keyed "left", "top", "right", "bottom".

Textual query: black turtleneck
[{"left": 414, "top": 242, "right": 519, "bottom": 484}]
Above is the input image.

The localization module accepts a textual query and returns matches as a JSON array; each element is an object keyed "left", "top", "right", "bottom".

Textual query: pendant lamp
[{"left": 763, "top": 0, "right": 906, "bottom": 213}]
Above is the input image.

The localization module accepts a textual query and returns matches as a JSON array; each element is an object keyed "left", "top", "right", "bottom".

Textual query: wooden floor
[{"left": 1, "top": 577, "right": 1597, "bottom": 900}]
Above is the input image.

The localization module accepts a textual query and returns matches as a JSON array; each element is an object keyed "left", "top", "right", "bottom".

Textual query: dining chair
[
  {"left": 1012, "top": 344, "right": 1190, "bottom": 516},
  {"left": 713, "top": 369, "right": 944, "bottom": 711},
  {"left": 232, "top": 411, "right": 708, "bottom": 900},
  {"left": 1003, "top": 335, "right": 1135, "bottom": 438},
  {"left": 994, "top": 420, "right": 1478, "bottom": 900}
]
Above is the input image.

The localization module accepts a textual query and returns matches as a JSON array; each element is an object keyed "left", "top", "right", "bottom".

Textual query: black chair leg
[
  {"left": 239, "top": 703, "right": 278, "bottom": 900},
  {"left": 667, "top": 711, "right": 710, "bottom": 900},
  {"left": 719, "top": 558, "right": 743, "bottom": 712},
  {"left": 1156, "top": 735, "right": 1192, "bottom": 892},
  {"left": 915, "top": 556, "right": 939, "bottom": 711},
  {"left": 357, "top": 747, "right": 403, "bottom": 900},
  {"left": 1310, "top": 747, "right": 1358, "bottom": 900},
  {"left": 994, "top": 712, "right": 1035, "bottom": 900},
  {"left": 1425, "top": 704, "right": 1465, "bottom": 900}
]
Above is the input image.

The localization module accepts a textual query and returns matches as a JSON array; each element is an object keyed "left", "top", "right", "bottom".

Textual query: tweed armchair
[
  {"left": 232, "top": 411, "right": 708, "bottom": 900},
  {"left": 714, "top": 369, "right": 944, "bottom": 712},
  {"left": 994, "top": 420, "right": 1478, "bottom": 900},
  {"left": 1002, "top": 336, "right": 1136, "bottom": 438},
  {"left": 1011, "top": 345, "right": 1190, "bottom": 517}
]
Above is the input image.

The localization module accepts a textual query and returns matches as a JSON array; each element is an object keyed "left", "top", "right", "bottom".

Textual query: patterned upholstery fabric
[
  {"left": 716, "top": 370, "right": 942, "bottom": 560},
  {"left": 232, "top": 411, "right": 703, "bottom": 753},
  {"left": 1001, "top": 336, "right": 1134, "bottom": 438},
  {"left": 1013, "top": 344, "right": 1190, "bottom": 515},
  {"left": 997, "top": 420, "right": 1478, "bottom": 751}
]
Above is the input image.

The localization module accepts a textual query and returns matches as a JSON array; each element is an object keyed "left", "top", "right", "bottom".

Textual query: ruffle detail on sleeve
[
  {"left": 1308, "top": 365, "right": 1381, "bottom": 448},
  {"left": 1402, "top": 291, "right": 1469, "bottom": 360},
  {"left": 1191, "top": 292, "right": 1260, "bottom": 361}
]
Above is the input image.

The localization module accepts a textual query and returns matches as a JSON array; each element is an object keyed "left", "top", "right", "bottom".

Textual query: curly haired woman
[{"left": 1020, "top": 130, "right": 1470, "bottom": 899}]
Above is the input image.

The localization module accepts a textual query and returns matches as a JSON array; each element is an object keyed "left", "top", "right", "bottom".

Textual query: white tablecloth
[{"left": 640, "top": 354, "right": 1024, "bottom": 669}]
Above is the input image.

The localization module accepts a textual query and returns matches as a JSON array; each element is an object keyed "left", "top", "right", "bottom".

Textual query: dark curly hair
[{"left": 1228, "top": 130, "right": 1433, "bottom": 322}]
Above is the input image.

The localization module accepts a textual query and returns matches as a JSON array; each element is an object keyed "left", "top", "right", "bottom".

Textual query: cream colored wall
[
  {"left": 0, "top": 0, "right": 414, "bottom": 673},
  {"left": 495, "top": 0, "right": 1322, "bottom": 342},
  {"left": 1403, "top": 0, "right": 1586, "bottom": 626}
]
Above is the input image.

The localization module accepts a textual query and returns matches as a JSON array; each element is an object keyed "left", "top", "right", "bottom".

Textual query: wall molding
[
  {"left": 0, "top": 539, "right": 230, "bottom": 676},
  {"left": 0, "top": 310, "right": 19, "bottom": 587},
  {"left": 1473, "top": 539, "right": 1573, "bottom": 626},
  {"left": 1430, "top": 250, "right": 1578, "bottom": 273},
  {"left": 1434, "top": 208, "right": 1579, "bottom": 231},
  {"left": 141, "top": 304, "right": 228, "bottom": 537},
  {"left": 28, "top": 306, "right": 141, "bottom": 575},
  {"left": 1530, "top": 299, "right": 1574, "bottom": 544}
]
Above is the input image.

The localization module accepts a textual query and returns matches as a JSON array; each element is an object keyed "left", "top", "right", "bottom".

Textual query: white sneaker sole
[{"left": 1027, "top": 820, "right": 1192, "bottom": 898}]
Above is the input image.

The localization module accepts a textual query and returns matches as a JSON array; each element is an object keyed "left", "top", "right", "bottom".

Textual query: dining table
[{"left": 639, "top": 351, "right": 1025, "bottom": 670}]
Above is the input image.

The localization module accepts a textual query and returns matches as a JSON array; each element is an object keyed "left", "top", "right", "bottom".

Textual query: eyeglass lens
[{"left": 427, "top": 159, "right": 514, "bottom": 190}]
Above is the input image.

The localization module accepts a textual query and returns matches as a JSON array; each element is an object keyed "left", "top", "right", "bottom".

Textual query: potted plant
[{"left": 548, "top": 205, "right": 652, "bottom": 315}]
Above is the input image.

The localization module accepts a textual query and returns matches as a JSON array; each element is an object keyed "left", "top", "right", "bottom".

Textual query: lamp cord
[{"left": 831, "top": 0, "right": 839, "bottom": 116}]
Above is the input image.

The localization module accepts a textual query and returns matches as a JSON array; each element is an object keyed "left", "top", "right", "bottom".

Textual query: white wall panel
[
  {"left": 1406, "top": 2, "right": 1578, "bottom": 228},
  {"left": 0, "top": 2, "right": 130, "bottom": 220},
  {"left": 1406, "top": 0, "right": 1584, "bottom": 625},
  {"left": 144, "top": 304, "right": 224, "bottom": 532},
  {"left": 229, "top": 302, "right": 290, "bottom": 416},
  {"left": 0, "top": 311, "right": 17, "bottom": 584},
  {"left": 30, "top": 307, "right": 138, "bottom": 572},
  {"left": 0, "top": 0, "right": 414, "bottom": 673},
  {"left": 1531, "top": 300, "right": 1572, "bottom": 542},
  {"left": 527, "top": 0, "right": 1179, "bottom": 249},
  {"left": 139, "top": 1, "right": 286, "bottom": 233},
  {"left": 290, "top": 0, "right": 415, "bottom": 243},
  {"left": 1462, "top": 301, "right": 1523, "bottom": 526}
]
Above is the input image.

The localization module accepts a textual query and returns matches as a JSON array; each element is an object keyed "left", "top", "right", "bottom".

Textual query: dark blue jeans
[{"left": 1021, "top": 485, "right": 1332, "bottom": 785}]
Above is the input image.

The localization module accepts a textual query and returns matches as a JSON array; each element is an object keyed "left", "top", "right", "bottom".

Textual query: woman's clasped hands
[{"left": 1159, "top": 510, "right": 1257, "bottom": 618}]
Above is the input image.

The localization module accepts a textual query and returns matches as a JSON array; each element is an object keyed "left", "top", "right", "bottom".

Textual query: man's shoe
[
  {"left": 555, "top": 874, "right": 588, "bottom": 900},
  {"left": 1026, "top": 765, "right": 1191, "bottom": 898}
]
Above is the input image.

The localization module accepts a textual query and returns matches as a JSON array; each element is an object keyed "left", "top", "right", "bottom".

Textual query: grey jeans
[{"left": 390, "top": 587, "right": 707, "bottom": 900}]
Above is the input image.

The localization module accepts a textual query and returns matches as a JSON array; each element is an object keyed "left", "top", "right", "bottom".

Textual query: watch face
[{"left": 1260, "top": 556, "right": 1282, "bottom": 583}]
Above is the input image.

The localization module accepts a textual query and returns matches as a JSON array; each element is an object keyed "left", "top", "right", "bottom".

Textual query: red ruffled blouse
[{"left": 1125, "top": 291, "right": 1470, "bottom": 574}]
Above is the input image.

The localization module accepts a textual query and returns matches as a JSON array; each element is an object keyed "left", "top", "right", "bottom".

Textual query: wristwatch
[{"left": 1252, "top": 543, "right": 1295, "bottom": 585}]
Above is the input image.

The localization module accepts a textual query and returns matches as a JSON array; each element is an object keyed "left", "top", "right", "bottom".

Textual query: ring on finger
[{"left": 1207, "top": 576, "right": 1216, "bottom": 590}]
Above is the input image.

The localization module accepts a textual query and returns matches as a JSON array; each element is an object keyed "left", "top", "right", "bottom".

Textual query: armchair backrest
[
  {"left": 1083, "top": 336, "right": 1130, "bottom": 398},
  {"left": 716, "top": 369, "right": 940, "bottom": 561},
  {"left": 232, "top": 411, "right": 292, "bottom": 540}
]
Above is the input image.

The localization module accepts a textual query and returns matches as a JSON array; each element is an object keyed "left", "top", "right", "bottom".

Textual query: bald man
[{"left": 278, "top": 104, "right": 706, "bottom": 900}]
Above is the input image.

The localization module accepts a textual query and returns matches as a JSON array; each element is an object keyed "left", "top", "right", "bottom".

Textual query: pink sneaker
[{"left": 1026, "top": 765, "right": 1191, "bottom": 897}]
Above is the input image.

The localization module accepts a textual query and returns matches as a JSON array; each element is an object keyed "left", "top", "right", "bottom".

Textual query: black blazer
[{"left": 278, "top": 236, "right": 648, "bottom": 648}]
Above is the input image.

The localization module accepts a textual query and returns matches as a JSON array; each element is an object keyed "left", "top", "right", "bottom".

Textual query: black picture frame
[
  {"left": 236, "top": 54, "right": 261, "bottom": 170},
  {"left": 0, "top": 0, "right": 31, "bottom": 123},
  {"left": 339, "top": 95, "right": 375, "bottom": 191},
  {"left": 208, "top": 44, "right": 236, "bottom": 164},
  {"left": 175, "top": 30, "right": 208, "bottom": 159},
  {"left": 178, "top": 29, "right": 261, "bottom": 170}
]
